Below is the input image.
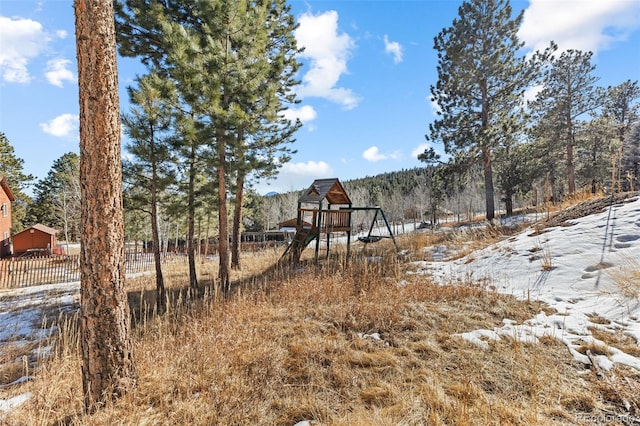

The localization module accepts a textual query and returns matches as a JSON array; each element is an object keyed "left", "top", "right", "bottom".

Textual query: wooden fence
[{"left": 0, "top": 252, "right": 181, "bottom": 289}]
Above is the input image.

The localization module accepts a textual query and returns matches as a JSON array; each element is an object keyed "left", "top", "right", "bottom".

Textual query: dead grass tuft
[
  {"left": 359, "top": 383, "right": 396, "bottom": 407},
  {"left": 586, "top": 313, "right": 611, "bottom": 325},
  {"left": 608, "top": 255, "right": 640, "bottom": 301},
  {"left": 560, "top": 393, "right": 596, "bottom": 412},
  {"left": 594, "top": 366, "right": 640, "bottom": 414},
  {"left": 589, "top": 327, "right": 640, "bottom": 358},
  {"left": 574, "top": 339, "right": 612, "bottom": 357}
]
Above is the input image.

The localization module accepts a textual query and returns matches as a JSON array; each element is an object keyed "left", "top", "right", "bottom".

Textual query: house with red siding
[{"left": 0, "top": 177, "right": 16, "bottom": 258}]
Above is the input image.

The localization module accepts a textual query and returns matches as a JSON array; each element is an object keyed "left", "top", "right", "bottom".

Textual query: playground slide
[{"left": 280, "top": 228, "right": 318, "bottom": 263}]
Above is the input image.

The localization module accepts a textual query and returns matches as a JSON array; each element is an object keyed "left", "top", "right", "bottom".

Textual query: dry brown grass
[
  {"left": 536, "top": 191, "right": 639, "bottom": 233},
  {"left": 534, "top": 237, "right": 554, "bottom": 272},
  {"left": 561, "top": 188, "right": 607, "bottom": 207},
  {"left": 533, "top": 188, "right": 607, "bottom": 221},
  {"left": 0, "top": 343, "right": 33, "bottom": 386},
  {"left": 589, "top": 327, "right": 640, "bottom": 358},
  {"left": 2, "top": 234, "right": 638, "bottom": 425},
  {"left": 400, "top": 219, "right": 531, "bottom": 265},
  {"left": 608, "top": 256, "right": 640, "bottom": 301}
]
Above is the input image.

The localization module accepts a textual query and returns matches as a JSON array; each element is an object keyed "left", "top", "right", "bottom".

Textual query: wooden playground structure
[{"left": 280, "top": 178, "right": 397, "bottom": 263}]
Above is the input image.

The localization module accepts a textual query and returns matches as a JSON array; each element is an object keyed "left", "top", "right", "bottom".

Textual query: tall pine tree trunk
[
  {"left": 187, "top": 141, "right": 198, "bottom": 290},
  {"left": 480, "top": 81, "right": 495, "bottom": 221},
  {"left": 567, "top": 142, "right": 576, "bottom": 195},
  {"left": 231, "top": 128, "right": 245, "bottom": 271},
  {"left": 591, "top": 144, "right": 599, "bottom": 194},
  {"left": 482, "top": 148, "right": 495, "bottom": 221},
  {"left": 231, "top": 171, "right": 244, "bottom": 270},
  {"left": 149, "top": 133, "right": 166, "bottom": 314},
  {"left": 566, "top": 116, "right": 576, "bottom": 195},
  {"left": 150, "top": 186, "right": 165, "bottom": 314},
  {"left": 217, "top": 130, "right": 230, "bottom": 294},
  {"left": 504, "top": 192, "right": 514, "bottom": 216},
  {"left": 74, "top": 0, "right": 136, "bottom": 412}
]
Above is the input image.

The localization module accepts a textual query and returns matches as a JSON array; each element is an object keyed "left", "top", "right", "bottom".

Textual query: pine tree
[
  {"left": 428, "top": 0, "right": 539, "bottom": 221},
  {"left": 602, "top": 80, "right": 640, "bottom": 191},
  {"left": 116, "top": 0, "right": 301, "bottom": 292},
  {"left": 527, "top": 84, "right": 567, "bottom": 202},
  {"left": 122, "top": 73, "right": 177, "bottom": 314},
  {"left": 417, "top": 147, "right": 445, "bottom": 226},
  {"left": 495, "top": 141, "right": 531, "bottom": 214},
  {"left": 576, "top": 118, "right": 614, "bottom": 194},
  {"left": 74, "top": 0, "right": 136, "bottom": 412},
  {"left": 532, "top": 49, "right": 601, "bottom": 194},
  {"left": 28, "top": 179, "right": 58, "bottom": 228},
  {"left": 0, "top": 132, "right": 34, "bottom": 232},
  {"left": 623, "top": 124, "right": 640, "bottom": 190},
  {"left": 170, "top": 112, "right": 211, "bottom": 290},
  {"left": 28, "top": 153, "right": 81, "bottom": 244}
]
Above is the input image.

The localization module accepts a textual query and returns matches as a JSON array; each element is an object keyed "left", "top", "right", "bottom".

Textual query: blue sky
[{"left": 1, "top": 0, "right": 639, "bottom": 196}]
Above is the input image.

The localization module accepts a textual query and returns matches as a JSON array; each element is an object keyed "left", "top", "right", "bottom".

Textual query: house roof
[
  {"left": 16, "top": 224, "right": 58, "bottom": 236},
  {"left": 0, "top": 177, "right": 16, "bottom": 202},
  {"left": 278, "top": 218, "right": 312, "bottom": 229},
  {"left": 298, "top": 178, "right": 352, "bottom": 206}
]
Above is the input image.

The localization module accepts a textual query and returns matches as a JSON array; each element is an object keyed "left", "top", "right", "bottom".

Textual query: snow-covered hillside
[{"left": 414, "top": 195, "right": 640, "bottom": 371}]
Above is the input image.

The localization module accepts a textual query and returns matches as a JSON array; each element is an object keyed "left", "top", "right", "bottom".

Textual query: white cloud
[
  {"left": 429, "top": 96, "right": 442, "bottom": 116},
  {"left": 363, "top": 146, "right": 385, "bottom": 162},
  {"left": 40, "top": 113, "right": 79, "bottom": 138},
  {"left": 281, "top": 105, "right": 317, "bottom": 124},
  {"left": 523, "top": 84, "right": 543, "bottom": 104},
  {"left": 363, "top": 146, "right": 402, "bottom": 162},
  {"left": 45, "top": 58, "right": 75, "bottom": 87},
  {"left": 281, "top": 160, "right": 332, "bottom": 176},
  {"left": 519, "top": 0, "right": 640, "bottom": 54},
  {"left": 255, "top": 160, "right": 333, "bottom": 193},
  {"left": 383, "top": 35, "right": 403, "bottom": 63},
  {"left": 411, "top": 143, "right": 431, "bottom": 159},
  {"left": 0, "top": 16, "right": 50, "bottom": 83},
  {"left": 55, "top": 30, "right": 68, "bottom": 39},
  {"left": 295, "top": 10, "right": 360, "bottom": 109}
]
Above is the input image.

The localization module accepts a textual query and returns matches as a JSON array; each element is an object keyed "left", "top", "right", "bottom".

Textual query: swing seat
[{"left": 358, "top": 235, "right": 382, "bottom": 244}]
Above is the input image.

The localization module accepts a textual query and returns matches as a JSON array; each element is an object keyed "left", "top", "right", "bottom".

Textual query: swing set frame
[
  {"left": 280, "top": 178, "right": 398, "bottom": 264},
  {"left": 348, "top": 206, "right": 398, "bottom": 249}
]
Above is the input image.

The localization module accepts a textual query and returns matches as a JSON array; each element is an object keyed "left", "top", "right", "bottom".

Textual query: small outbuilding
[{"left": 13, "top": 224, "right": 58, "bottom": 256}]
